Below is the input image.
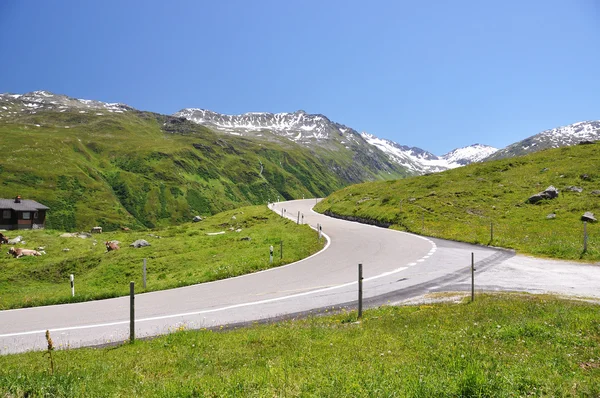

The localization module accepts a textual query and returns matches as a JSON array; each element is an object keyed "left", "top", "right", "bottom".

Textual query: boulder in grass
[
  {"left": 591, "top": 190, "right": 600, "bottom": 196},
  {"left": 192, "top": 216, "right": 202, "bottom": 223},
  {"left": 581, "top": 212, "right": 597, "bottom": 223},
  {"left": 566, "top": 186, "right": 583, "bottom": 193},
  {"left": 527, "top": 186, "right": 559, "bottom": 204},
  {"left": 546, "top": 213, "right": 556, "bottom": 219},
  {"left": 129, "top": 239, "right": 151, "bottom": 248}
]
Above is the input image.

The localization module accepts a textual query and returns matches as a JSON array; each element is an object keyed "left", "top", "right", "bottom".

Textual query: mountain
[
  {"left": 441, "top": 144, "right": 499, "bottom": 166},
  {"left": 486, "top": 120, "right": 600, "bottom": 161},
  {"left": 0, "top": 91, "right": 409, "bottom": 230},
  {"left": 360, "top": 133, "right": 498, "bottom": 173},
  {"left": 175, "top": 108, "right": 498, "bottom": 174}
]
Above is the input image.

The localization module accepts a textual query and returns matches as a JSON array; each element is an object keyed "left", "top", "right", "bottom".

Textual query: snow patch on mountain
[
  {"left": 361, "top": 133, "right": 497, "bottom": 173},
  {"left": 0, "top": 91, "right": 132, "bottom": 114},
  {"left": 488, "top": 120, "right": 600, "bottom": 160},
  {"left": 441, "top": 144, "right": 498, "bottom": 166},
  {"left": 175, "top": 108, "right": 361, "bottom": 146}
]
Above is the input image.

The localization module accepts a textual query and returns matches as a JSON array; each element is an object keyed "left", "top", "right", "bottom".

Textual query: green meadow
[
  {"left": 1, "top": 294, "right": 598, "bottom": 397},
  {"left": 316, "top": 143, "right": 600, "bottom": 261},
  {"left": 0, "top": 206, "right": 324, "bottom": 310}
]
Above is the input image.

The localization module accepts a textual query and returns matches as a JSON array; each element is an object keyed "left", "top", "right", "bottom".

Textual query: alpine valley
[{"left": 0, "top": 91, "right": 597, "bottom": 230}]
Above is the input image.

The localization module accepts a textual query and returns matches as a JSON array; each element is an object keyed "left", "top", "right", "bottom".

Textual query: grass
[
  {"left": 0, "top": 105, "right": 406, "bottom": 231},
  {"left": 315, "top": 142, "right": 600, "bottom": 261},
  {"left": 0, "top": 294, "right": 599, "bottom": 396},
  {"left": 0, "top": 205, "right": 324, "bottom": 310}
]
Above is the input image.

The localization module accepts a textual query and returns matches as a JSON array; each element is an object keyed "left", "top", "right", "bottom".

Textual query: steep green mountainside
[
  {"left": 316, "top": 143, "right": 600, "bottom": 260},
  {"left": 0, "top": 104, "right": 404, "bottom": 231}
]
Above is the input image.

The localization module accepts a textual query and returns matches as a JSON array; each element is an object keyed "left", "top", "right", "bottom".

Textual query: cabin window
[
  {"left": 22, "top": 212, "right": 31, "bottom": 220},
  {"left": 2, "top": 210, "right": 10, "bottom": 219},
  {"left": 34, "top": 211, "right": 39, "bottom": 219}
]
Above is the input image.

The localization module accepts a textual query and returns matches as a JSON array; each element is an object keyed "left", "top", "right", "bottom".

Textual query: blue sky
[{"left": 1, "top": 0, "right": 599, "bottom": 154}]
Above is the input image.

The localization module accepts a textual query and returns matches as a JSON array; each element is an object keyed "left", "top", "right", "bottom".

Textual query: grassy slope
[
  {"left": 0, "top": 206, "right": 324, "bottom": 310},
  {"left": 316, "top": 143, "right": 600, "bottom": 261},
  {"left": 1, "top": 294, "right": 598, "bottom": 396},
  {"left": 0, "top": 109, "right": 356, "bottom": 230}
]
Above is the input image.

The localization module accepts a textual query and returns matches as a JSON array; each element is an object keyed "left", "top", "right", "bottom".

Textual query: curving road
[{"left": 0, "top": 199, "right": 510, "bottom": 355}]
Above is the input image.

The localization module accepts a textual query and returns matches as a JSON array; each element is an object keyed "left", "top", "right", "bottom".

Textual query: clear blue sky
[{"left": 1, "top": 0, "right": 599, "bottom": 154}]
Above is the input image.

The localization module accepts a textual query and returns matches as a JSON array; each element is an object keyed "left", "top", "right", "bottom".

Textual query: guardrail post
[
  {"left": 584, "top": 221, "right": 588, "bottom": 253},
  {"left": 358, "top": 263, "right": 363, "bottom": 319},
  {"left": 471, "top": 253, "right": 475, "bottom": 302},
  {"left": 130, "top": 281, "right": 135, "bottom": 343},
  {"left": 143, "top": 259, "right": 147, "bottom": 289}
]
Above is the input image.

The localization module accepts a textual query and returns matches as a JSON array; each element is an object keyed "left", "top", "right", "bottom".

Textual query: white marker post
[
  {"left": 297, "top": 211, "right": 300, "bottom": 224},
  {"left": 70, "top": 274, "right": 74, "bottom": 297},
  {"left": 269, "top": 245, "right": 273, "bottom": 264},
  {"left": 143, "top": 258, "right": 147, "bottom": 289},
  {"left": 584, "top": 221, "right": 588, "bottom": 252}
]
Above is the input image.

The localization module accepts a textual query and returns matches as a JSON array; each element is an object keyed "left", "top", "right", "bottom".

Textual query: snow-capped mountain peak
[
  {"left": 174, "top": 108, "right": 362, "bottom": 146},
  {"left": 441, "top": 144, "right": 498, "bottom": 166},
  {"left": 360, "top": 133, "right": 497, "bottom": 173},
  {"left": 0, "top": 90, "right": 132, "bottom": 115}
]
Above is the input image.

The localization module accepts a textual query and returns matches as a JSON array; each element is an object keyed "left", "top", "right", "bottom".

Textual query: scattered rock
[
  {"left": 206, "top": 231, "right": 225, "bottom": 236},
  {"left": 559, "top": 175, "right": 565, "bottom": 178},
  {"left": 546, "top": 213, "right": 556, "bottom": 219},
  {"left": 540, "top": 168, "right": 549, "bottom": 172},
  {"left": 62, "top": 248, "right": 70, "bottom": 252},
  {"left": 192, "top": 216, "right": 203, "bottom": 223},
  {"left": 37, "top": 246, "right": 45, "bottom": 251},
  {"left": 581, "top": 174, "right": 591, "bottom": 181},
  {"left": 90, "top": 226, "right": 102, "bottom": 234},
  {"left": 581, "top": 212, "right": 597, "bottom": 222},
  {"left": 240, "top": 236, "right": 251, "bottom": 241},
  {"left": 235, "top": 228, "right": 242, "bottom": 233},
  {"left": 231, "top": 215, "right": 237, "bottom": 220},
  {"left": 147, "top": 234, "right": 161, "bottom": 239},
  {"left": 7, "top": 236, "right": 22, "bottom": 244},
  {"left": 129, "top": 239, "right": 151, "bottom": 248},
  {"left": 527, "top": 186, "right": 559, "bottom": 204},
  {"left": 121, "top": 227, "right": 131, "bottom": 231},
  {"left": 566, "top": 186, "right": 583, "bottom": 193},
  {"left": 591, "top": 190, "right": 600, "bottom": 196},
  {"left": 408, "top": 198, "right": 416, "bottom": 202},
  {"left": 229, "top": 227, "right": 234, "bottom": 231},
  {"left": 578, "top": 140, "right": 596, "bottom": 145}
]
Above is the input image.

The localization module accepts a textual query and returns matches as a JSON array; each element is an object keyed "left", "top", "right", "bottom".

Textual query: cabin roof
[{"left": 0, "top": 199, "right": 50, "bottom": 211}]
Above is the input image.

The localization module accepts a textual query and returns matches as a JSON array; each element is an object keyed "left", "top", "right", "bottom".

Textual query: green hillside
[
  {"left": 316, "top": 142, "right": 600, "bottom": 261},
  {"left": 0, "top": 107, "right": 403, "bottom": 231}
]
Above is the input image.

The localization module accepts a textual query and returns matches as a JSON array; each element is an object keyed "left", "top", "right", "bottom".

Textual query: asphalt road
[{"left": 0, "top": 199, "right": 510, "bottom": 354}]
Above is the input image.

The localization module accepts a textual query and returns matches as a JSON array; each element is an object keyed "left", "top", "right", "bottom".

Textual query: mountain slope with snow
[
  {"left": 487, "top": 121, "right": 600, "bottom": 161},
  {"left": 361, "top": 133, "right": 498, "bottom": 173}
]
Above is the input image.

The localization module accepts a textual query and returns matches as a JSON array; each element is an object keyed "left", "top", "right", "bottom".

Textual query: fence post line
[
  {"left": 471, "top": 252, "right": 475, "bottom": 302},
  {"left": 422, "top": 213, "right": 424, "bottom": 230},
  {"left": 143, "top": 259, "right": 147, "bottom": 289},
  {"left": 358, "top": 264, "right": 363, "bottom": 319},
  {"left": 70, "top": 274, "right": 74, "bottom": 297},
  {"left": 280, "top": 240, "right": 283, "bottom": 260},
  {"left": 490, "top": 221, "right": 494, "bottom": 243},
  {"left": 130, "top": 281, "right": 135, "bottom": 343},
  {"left": 270, "top": 245, "right": 273, "bottom": 264},
  {"left": 297, "top": 211, "right": 300, "bottom": 224},
  {"left": 583, "top": 221, "right": 588, "bottom": 253}
]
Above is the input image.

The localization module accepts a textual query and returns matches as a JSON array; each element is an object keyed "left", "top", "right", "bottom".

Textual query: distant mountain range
[
  {"left": 0, "top": 90, "right": 597, "bottom": 229},
  {"left": 2, "top": 90, "right": 599, "bottom": 177}
]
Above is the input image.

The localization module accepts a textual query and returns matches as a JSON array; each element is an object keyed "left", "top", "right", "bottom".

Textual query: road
[{"left": 0, "top": 199, "right": 517, "bottom": 354}]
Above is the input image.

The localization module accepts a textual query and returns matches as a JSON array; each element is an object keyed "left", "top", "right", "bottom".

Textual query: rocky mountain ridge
[{"left": 487, "top": 120, "right": 600, "bottom": 160}]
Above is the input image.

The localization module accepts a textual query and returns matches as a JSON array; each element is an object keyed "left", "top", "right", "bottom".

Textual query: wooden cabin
[{"left": 0, "top": 195, "right": 49, "bottom": 230}]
